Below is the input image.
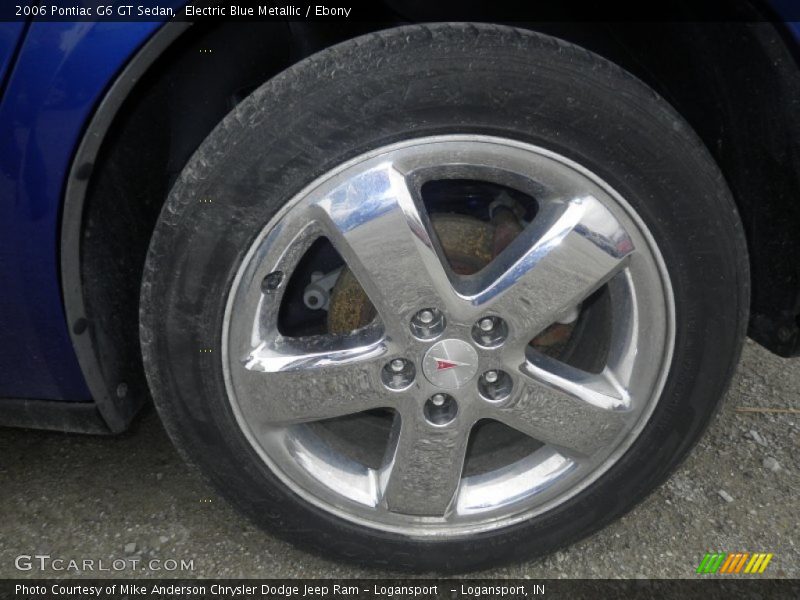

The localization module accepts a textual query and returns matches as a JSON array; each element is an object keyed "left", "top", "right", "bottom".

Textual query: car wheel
[{"left": 140, "top": 23, "right": 748, "bottom": 571}]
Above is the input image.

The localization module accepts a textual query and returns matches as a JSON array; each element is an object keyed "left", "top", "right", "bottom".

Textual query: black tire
[{"left": 140, "top": 23, "right": 748, "bottom": 572}]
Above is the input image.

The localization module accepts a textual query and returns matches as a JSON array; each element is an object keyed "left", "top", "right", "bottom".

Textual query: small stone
[
  {"left": 124, "top": 542, "right": 137, "bottom": 554},
  {"left": 159, "top": 536, "right": 169, "bottom": 544},
  {"left": 762, "top": 457, "right": 781, "bottom": 472},
  {"left": 748, "top": 429, "right": 768, "bottom": 447},
  {"left": 156, "top": 473, "right": 163, "bottom": 481},
  {"left": 717, "top": 490, "right": 734, "bottom": 503}
]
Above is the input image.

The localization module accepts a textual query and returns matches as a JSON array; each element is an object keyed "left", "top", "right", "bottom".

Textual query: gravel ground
[{"left": 1, "top": 338, "right": 797, "bottom": 579}]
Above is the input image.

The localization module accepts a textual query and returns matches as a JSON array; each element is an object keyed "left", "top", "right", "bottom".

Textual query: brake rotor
[{"left": 327, "top": 213, "right": 575, "bottom": 355}]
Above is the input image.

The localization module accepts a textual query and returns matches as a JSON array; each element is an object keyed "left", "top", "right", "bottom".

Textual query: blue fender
[{"left": 0, "top": 19, "right": 175, "bottom": 400}]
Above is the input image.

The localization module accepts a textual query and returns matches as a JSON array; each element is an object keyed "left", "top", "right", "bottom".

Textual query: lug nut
[
  {"left": 478, "top": 369, "right": 513, "bottom": 402},
  {"left": 381, "top": 358, "right": 415, "bottom": 391},
  {"left": 410, "top": 308, "right": 446, "bottom": 340},
  {"left": 424, "top": 393, "right": 457, "bottom": 426},
  {"left": 471, "top": 316, "right": 508, "bottom": 348}
]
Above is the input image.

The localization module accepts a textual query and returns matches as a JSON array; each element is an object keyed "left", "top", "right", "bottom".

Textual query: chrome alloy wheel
[{"left": 223, "top": 135, "right": 675, "bottom": 536}]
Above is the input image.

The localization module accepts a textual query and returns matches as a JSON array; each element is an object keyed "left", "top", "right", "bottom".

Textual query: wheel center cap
[{"left": 422, "top": 339, "right": 479, "bottom": 389}]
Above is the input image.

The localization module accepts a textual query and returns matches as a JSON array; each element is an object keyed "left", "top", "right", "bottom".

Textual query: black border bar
[
  {"left": 3, "top": 579, "right": 800, "bottom": 600},
  {"left": 2, "top": 0, "right": 798, "bottom": 23}
]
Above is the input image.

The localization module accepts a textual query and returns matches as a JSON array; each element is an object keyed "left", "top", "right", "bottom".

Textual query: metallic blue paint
[
  {"left": 770, "top": 1, "right": 800, "bottom": 41},
  {"left": 788, "top": 22, "right": 800, "bottom": 42},
  {"left": 0, "top": 21, "right": 168, "bottom": 400},
  {"left": 0, "top": 22, "right": 27, "bottom": 91}
]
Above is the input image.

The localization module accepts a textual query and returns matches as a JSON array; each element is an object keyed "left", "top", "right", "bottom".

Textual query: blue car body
[
  {"left": 1, "top": 6, "right": 799, "bottom": 432},
  {"left": 0, "top": 20, "right": 170, "bottom": 402}
]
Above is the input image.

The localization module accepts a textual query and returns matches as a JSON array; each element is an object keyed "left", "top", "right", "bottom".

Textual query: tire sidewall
[{"left": 140, "top": 24, "right": 748, "bottom": 572}]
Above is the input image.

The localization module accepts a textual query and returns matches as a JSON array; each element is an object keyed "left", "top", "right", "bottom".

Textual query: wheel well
[{"left": 64, "top": 16, "right": 800, "bottom": 431}]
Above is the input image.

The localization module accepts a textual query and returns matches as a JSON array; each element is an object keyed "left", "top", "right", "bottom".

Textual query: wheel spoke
[
  {"left": 494, "top": 353, "right": 631, "bottom": 457},
  {"left": 234, "top": 339, "right": 392, "bottom": 425},
  {"left": 313, "top": 163, "right": 457, "bottom": 340},
  {"left": 468, "top": 196, "right": 633, "bottom": 346},
  {"left": 381, "top": 413, "right": 471, "bottom": 516}
]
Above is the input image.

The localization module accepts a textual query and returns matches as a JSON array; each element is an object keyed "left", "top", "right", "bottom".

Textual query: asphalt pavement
[{"left": 1, "top": 338, "right": 798, "bottom": 578}]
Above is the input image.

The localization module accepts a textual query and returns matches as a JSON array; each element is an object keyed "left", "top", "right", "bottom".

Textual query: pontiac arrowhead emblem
[
  {"left": 422, "top": 340, "right": 479, "bottom": 389},
  {"left": 434, "top": 358, "right": 468, "bottom": 371}
]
